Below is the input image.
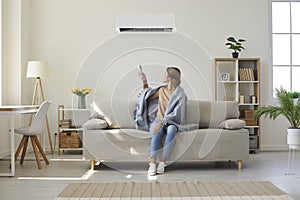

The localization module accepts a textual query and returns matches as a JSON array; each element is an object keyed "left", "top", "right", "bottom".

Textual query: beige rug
[{"left": 55, "top": 181, "right": 294, "bottom": 200}]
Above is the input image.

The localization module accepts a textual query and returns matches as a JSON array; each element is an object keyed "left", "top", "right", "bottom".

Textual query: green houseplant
[
  {"left": 70, "top": 88, "right": 92, "bottom": 109},
  {"left": 289, "top": 91, "right": 300, "bottom": 99},
  {"left": 225, "top": 36, "right": 246, "bottom": 58},
  {"left": 254, "top": 88, "right": 300, "bottom": 149}
]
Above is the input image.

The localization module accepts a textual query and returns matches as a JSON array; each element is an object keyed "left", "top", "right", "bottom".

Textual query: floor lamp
[{"left": 26, "top": 61, "right": 54, "bottom": 154}]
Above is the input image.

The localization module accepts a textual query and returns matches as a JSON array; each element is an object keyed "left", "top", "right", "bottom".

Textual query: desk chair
[{"left": 14, "top": 101, "right": 52, "bottom": 169}]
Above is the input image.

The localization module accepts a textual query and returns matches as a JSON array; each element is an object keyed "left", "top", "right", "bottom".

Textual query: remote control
[{"left": 138, "top": 65, "right": 143, "bottom": 73}]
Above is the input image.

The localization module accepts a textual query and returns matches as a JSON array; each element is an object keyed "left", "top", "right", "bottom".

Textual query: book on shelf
[
  {"left": 69, "top": 125, "right": 82, "bottom": 129},
  {"left": 238, "top": 67, "right": 255, "bottom": 81},
  {"left": 60, "top": 119, "right": 72, "bottom": 128}
]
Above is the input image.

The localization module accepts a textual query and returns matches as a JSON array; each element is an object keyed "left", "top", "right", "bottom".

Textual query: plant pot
[
  {"left": 287, "top": 128, "right": 300, "bottom": 150},
  {"left": 293, "top": 98, "right": 298, "bottom": 105},
  {"left": 232, "top": 52, "right": 239, "bottom": 58}
]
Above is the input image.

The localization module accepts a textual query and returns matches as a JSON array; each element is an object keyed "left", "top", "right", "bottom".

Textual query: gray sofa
[{"left": 83, "top": 100, "right": 249, "bottom": 170}]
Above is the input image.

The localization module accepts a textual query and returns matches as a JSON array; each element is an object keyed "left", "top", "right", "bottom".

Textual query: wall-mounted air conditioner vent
[
  {"left": 119, "top": 28, "right": 173, "bottom": 33},
  {"left": 116, "top": 14, "right": 176, "bottom": 33}
]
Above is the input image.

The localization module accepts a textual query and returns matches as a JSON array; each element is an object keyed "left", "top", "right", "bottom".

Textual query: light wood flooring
[{"left": 0, "top": 151, "right": 299, "bottom": 200}]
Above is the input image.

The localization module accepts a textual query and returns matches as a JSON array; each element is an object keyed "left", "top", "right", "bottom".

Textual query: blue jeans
[{"left": 150, "top": 120, "right": 178, "bottom": 159}]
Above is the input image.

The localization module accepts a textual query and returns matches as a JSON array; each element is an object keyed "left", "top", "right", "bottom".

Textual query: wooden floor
[{"left": 0, "top": 151, "right": 300, "bottom": 200}]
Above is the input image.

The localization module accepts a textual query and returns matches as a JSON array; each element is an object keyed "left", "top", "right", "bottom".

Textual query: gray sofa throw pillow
[{"left": 219, "top": 119, "right": 245, "bottom": 130}]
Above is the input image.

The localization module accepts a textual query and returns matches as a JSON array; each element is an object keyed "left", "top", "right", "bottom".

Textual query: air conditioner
[{"left": 116, "top": 14, "right": 176, "bottom": 33}]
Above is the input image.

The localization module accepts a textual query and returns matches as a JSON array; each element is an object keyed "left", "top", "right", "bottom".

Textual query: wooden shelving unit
[
  {"left": 213, "top": 58, "right": 261, "bottom": 152},
  {"left": 57, "top": 105, "right": 89, "bottom": 155}
]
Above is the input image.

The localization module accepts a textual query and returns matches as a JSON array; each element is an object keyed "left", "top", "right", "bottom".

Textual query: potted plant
[
  {"left": 289, "top": 91, "right": 300, "bottom": 104},
  {"left": 70, "top": 88, "right": 92, "bottom": 109},
  {"left": 225, "top": 36, "right": 246, "bottom": 58},
  {"left": 254, "top": 88, "right": 300, "bottom": 149}
]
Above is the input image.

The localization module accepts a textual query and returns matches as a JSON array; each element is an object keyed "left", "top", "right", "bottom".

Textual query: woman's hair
[{"left": 166, "top": 67, "right": 181, "bottom": 87}]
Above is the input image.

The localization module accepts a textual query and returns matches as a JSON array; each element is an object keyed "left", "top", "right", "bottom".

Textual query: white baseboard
[
  {"left": 0, "top": 150, "right": 10, "bottom": 158},
  {"left": 260, "top": 145, "right": 289, "bottom": 151}
]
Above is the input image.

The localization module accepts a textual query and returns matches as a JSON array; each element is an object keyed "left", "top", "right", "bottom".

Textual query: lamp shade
[{"left": 26, "top": 61, "right": 50, "bottom": 78}]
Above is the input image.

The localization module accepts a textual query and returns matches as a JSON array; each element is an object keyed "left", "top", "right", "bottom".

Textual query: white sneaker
[
  {"left": 157, "top": 162, "right": 166, "bottom": 174},
  {"left": 148, "top": 163, "right": 156, "bottom": 176}
]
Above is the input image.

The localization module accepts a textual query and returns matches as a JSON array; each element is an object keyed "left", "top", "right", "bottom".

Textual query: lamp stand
[{"left": 30, "top": 78, "right": 54, "bottom": 154}]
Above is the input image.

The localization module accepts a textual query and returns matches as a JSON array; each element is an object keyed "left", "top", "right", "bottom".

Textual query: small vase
[{"left": 78, "top": 95, "right": 86, "bottom": 109}]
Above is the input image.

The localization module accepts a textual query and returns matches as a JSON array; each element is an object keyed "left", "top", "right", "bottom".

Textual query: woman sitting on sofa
[{"left": 135, "top": 66, "right": 187, "bottom": 176}]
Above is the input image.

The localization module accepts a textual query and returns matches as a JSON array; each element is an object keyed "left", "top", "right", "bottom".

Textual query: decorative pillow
[
  {"left": 89, "top": 101, "right": 112, "bottom": 126},
  {"left": 82, "top": 118, "right": 108, "bottom": 130},
  {"left": 219, "top": 119, "right": 245, "bottom": 130}
]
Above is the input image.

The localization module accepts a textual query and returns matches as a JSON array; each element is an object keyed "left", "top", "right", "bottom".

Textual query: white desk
[{"left": 0, "top": 105, "right": 39, "bottom": 177}]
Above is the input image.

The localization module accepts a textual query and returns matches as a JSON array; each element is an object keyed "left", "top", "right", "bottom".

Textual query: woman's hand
[
  {"left": 139, "top": 72, "right": 149, "bottom": 89},
  {"left": 152, "top": 122, "right": 163, "bottom": 135},
  {"left": 139, "top": 72, "right": 147, "bottom": 84}
]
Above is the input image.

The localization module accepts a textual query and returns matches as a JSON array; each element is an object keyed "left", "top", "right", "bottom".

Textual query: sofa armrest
[
  {"left": 219, "top": 119, "right": 245, "bottom": 130},
  {"left": 82, "top": 118, "right": 108, "bottom": 130}
]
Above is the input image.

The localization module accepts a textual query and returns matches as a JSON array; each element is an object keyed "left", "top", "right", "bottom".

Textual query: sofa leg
[
  {"left": 90, "top": 160, "right": 95, "bottom": 170},
  {"left": 237, "top": 160, "right": 242, "bottom": 170}
]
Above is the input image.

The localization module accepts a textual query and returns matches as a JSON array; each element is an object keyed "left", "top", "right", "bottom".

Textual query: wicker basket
[{"left": 59, "top": 131, "right": 82, "bottom": 148}]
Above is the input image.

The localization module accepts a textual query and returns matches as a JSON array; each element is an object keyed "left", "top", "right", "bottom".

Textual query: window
[{"left": 272, "top": 0, "right": 300, "bottom": 97}]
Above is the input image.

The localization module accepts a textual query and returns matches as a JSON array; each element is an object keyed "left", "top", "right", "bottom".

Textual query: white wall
[
  {"left": 1, "top": 0, "right": 23, "bottom": 156},
  {"left": 1, "top": 0, "right": 288, "bottom": 153}
]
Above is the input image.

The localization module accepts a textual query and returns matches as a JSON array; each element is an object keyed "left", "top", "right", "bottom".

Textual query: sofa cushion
[
  {"left": 92, "top": 100, "right": 239, "bottom": 129},
  {"left": 198, "top": 101, "right": 239, "bottom": 128},
  {"left": 185, "top": 100, "right": 200, "bottom": 125},
  {"left": 219, "top": 119, "right": 245, "bottom": 130},
  {"left": 94, "top": 100, "right": 136, "bottom": 129}
]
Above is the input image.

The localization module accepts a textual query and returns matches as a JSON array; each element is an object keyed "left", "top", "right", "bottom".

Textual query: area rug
[{"left": 55, "top": 181, "right": 295, "bottom": 200}]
